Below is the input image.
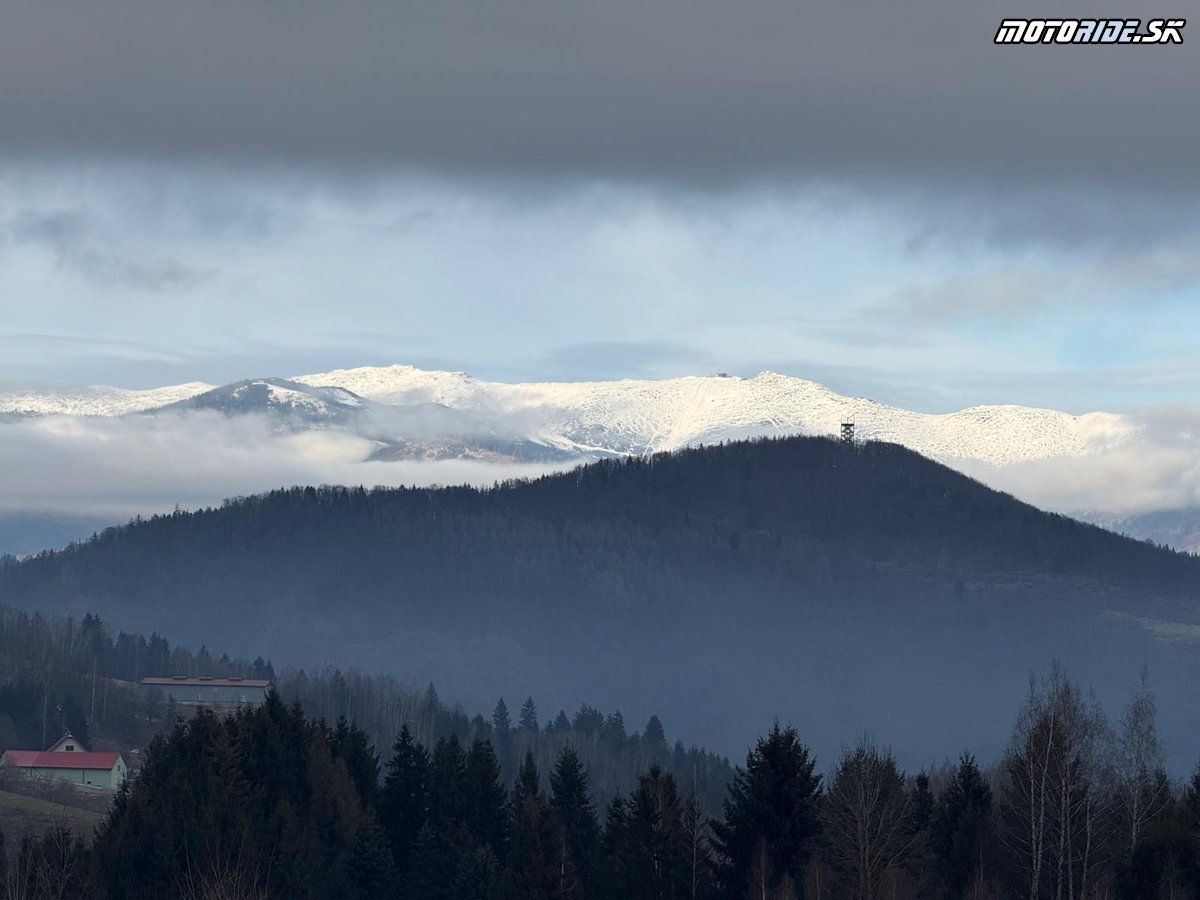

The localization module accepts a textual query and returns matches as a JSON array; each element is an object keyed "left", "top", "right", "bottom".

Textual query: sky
[{"left": 1, "top": 0, "right": 1198, "bottom": 418}]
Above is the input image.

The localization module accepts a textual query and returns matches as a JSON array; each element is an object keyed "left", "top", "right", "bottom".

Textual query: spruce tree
[
  {"left": 550, "top": 745, "right": 600, "bottom": 898},
  {"left": 506, "top": 753, "right": 559, "bottom": 899},
  {"left": 492, "top": 698, "right": 514, "bottom": 775},
  {"left": 513, "top": 751, "right": 542, "bottom": 807},
  {"left": 492, "top": 698, "right": 512, "bottom": 734},
  {"left": 931, "top": 753, "right": 993, "bottom": 900},
  {"left": 643, "top": 715, "right": 667, "bottom": 750},
  {"left": 602, "top": 795, "right": 631, "bottom": 897},
  {"left": 621, "top": 766, "right": 688, "bottom": 900},
  {"left": 380, "top": 725, "right": 430, "bottom": 876},
  {"left": 519, "top": 696, "right": 539, "bottom": 731},
  {"left": 711, "top": 722, "right": 821, "bottom": 898},
  {"left": 429, "top": 735, "right": 469, "bottom": 827},
  {"left": 547, "top": 710, "right": 571, "bottom": 735},
  {"left": 333, "top": 715, "right": 381, "bottom": 809},
  {"left": 465, "top": 739, "right": 509, "bottom": 858}
]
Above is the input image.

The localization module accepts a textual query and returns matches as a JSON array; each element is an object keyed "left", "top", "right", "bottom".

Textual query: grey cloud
[
  {"left": 0, "top": 0, "right": 1195, "bottom": 192},
  {"left": 5, "top": 208, "right": 213, "bottom": 291},
  {"left": 884, "top": 243, "right": 1200, "bottom": 323},
  {"left": 893, "top": 184, "right": 1200, "bottom": 255}
]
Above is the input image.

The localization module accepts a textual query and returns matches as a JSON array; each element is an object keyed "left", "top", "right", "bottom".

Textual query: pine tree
[
  {"left": 465, "top": 739, "right": 509, "bottom": 858},
  {"left": 621, "top": 766, "right": 688, "bottom": 900},
  {"left": 493, "top": 698, "right": 512, "bottom": 734},
  {"left": 931, "top": 753, "right": 992, "bottom": 899},
  {"left": 711, "top": 722, "right": 822, "bottom": 898},
  {"left": 906, "top": 771, "right": 936, "bottom": 894},
  {"left": 513, "top": 751, "right": 542, "bottom": 807},
  {"left": 520, "top": 696, "right": 539, "bottom": 731},
  {"left": 602, "top": 795, "right": 631, "bottom": 897},
  {"left": 380, "top": 725, "right": 430, "bottom": 876},
  {"left": 550, "top": 745, "right": 600, "bottom": 899},
  {"left": 430, "top": 735, "right": 469, "bottom": 827},
  {"left": 643, "top": 715, "right": 667, "bottom": 749},
  {"left": 601, "top": 711, "right": 626, "bottom": 746},
  {"left": 334, "top": 715, "right": 381, "bottom": 809},
  {"left": 492, "top": 698, "right": 514, "bottom": 775},
  {"left": 506, "top": 753, "right": 559, "bottom": 899}
]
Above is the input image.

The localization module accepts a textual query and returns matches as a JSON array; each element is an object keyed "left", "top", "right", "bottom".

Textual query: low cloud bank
[
  {"left": 0, "top": 411, "right": 569, "bottom": 522},
  {"left": 959, "top": 408, "right": 1200, "bottom": 516},
  {"left": 1, "top": 407, "right": 1197, "bottom": 538}
]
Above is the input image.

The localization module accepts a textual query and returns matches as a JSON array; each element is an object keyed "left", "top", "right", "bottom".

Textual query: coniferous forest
[
  {"left": 6, "top": 661, "right": 1200, "bottom": 900},
  {"left": 0, "top": 601, "right": 1197, "bottom": 898}
]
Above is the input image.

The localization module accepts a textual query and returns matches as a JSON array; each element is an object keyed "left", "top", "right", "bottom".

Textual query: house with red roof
[{"left": 1, "top": 731, "right": 127, "bottom": 791}]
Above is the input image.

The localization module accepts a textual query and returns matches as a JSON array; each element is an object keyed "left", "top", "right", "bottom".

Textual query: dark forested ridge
[
  {"left": 16, "top": 663, "right": 1200, "bottom": 900},
  {"left": 2, "top": 436, "right": 1199, "bottom": 770}
]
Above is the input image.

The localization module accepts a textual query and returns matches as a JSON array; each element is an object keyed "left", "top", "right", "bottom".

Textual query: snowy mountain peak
[
  {"left": 0, "top": 364, "right": 1139, "bottom": 469},
  {"left": 163, "top": 378, "right": 369, "bottom": 425},
  {"left": 291, "top": 364, "right": 1135, "bottom": 466}
]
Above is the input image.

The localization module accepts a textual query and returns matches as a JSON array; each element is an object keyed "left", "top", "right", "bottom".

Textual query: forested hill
[
  {"left": 2, "top": 436, "right": 1199, "bottom": 770},
  {"left": 6, "top": 435, "right": 1196, "bottom": 595}
]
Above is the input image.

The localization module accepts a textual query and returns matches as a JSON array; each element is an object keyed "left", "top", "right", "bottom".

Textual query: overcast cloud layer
[{"left": 1, "top": 0, "right": 1196, "bottom": 187}]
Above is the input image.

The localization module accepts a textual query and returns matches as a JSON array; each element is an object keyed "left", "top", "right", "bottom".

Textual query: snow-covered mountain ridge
[
  {"left": 0, "top": 381, "right": 215, "bottom": 417},
  {"left": 0, "top": 364, "right": 1135, "bottom": 469},
  {"left": 291, "top": 364, "right": 1134, "bottom": 467}
]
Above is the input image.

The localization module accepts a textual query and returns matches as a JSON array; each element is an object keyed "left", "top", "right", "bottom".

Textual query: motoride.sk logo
[{"left": 995, "top": 18, "right": 1185, "bottom": 43}]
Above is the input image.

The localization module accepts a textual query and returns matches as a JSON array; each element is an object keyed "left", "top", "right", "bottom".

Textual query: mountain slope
[
  {"left": 2, "top": 436, "right": 1196, "bottom": 769},
  {"left": 292, "top": 365, "right": 1133, "bottom": 466},
  {"left": 161, "top": 378, "right": 370, "bottom": 426},
  {"left": 0, "top": 364, "right": 1135, "bottom": 467},
  {"left": 1085, "top": 507, "right": 1200, "bottom": 555},
  {"left": 0, "top": 381, "right": 213, "bottom": 417}
]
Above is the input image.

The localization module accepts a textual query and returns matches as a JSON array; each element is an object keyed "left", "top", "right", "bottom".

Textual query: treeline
[
  {"left": 0, "top": 605, "right": 731, "bottom": 812},
  {"left": 9, "top": 662, "right": 1200, "bottom": 899},
  {"left": 294, "top": 682, "right": 735, "bottom": 815}
]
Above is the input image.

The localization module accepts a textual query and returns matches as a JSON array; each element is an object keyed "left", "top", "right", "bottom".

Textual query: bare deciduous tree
[
  {"left": 1114, "top": 667, "right": 1169, "bottom": 856},
  {"left": 1000, "top": 664, "right": 1114, "bottom": 900},
  {"left": 823, "top": 737, "right": 918, "bottom": 900}
]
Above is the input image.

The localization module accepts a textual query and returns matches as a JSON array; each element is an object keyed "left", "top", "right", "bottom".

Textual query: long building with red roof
[{"left": 139, "top": 675, "right": 272, "bottom": 707}]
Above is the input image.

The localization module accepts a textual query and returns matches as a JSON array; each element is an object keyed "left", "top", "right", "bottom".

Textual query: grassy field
[{"left": 0, "top": 786, "right": 106, "bottom": 845}]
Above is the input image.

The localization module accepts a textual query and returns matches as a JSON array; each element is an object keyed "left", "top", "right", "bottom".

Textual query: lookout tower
[{"left": 840, "top": 422, "right": 855, "bottom": 445}]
